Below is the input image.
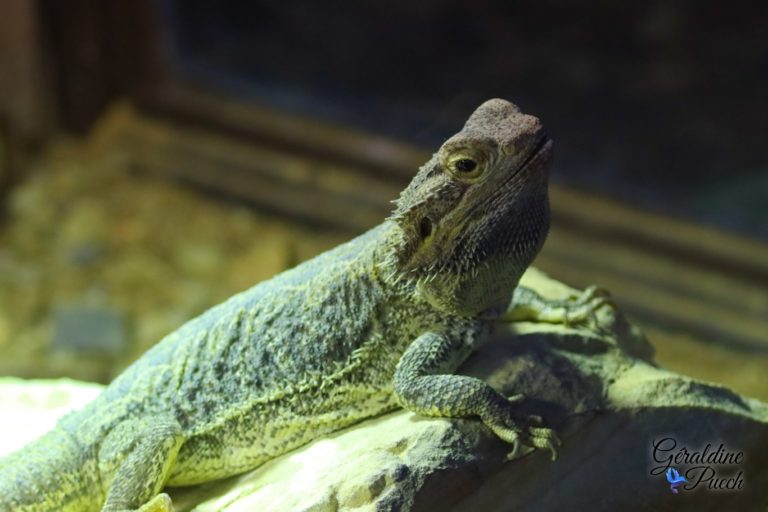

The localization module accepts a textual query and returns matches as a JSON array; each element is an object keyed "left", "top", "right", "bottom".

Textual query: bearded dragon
[{"left": 0, "top": 99, "right": 607, "bottom": 511}]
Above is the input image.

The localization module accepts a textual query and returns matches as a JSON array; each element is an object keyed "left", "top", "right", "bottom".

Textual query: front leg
[
  {"left": 393, "top": 332, "right": 560, "bottom": 460},
  {"left": 503, "top": 285, "right": 613, "bottom": 326}
]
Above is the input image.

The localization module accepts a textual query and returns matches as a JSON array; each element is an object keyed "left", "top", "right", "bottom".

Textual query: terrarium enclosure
[{"left": 1, "top": 0, "right": 765, "bottom": 398}]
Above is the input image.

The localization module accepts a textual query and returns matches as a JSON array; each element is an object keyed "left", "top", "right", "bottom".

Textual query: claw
[
  {"left": 529, "top": 434, "right": 559, "bottom": 461},
  {"left": 491, "top": 411, "right": 561, "bottom": 462},
  {"left": 579, "top": 285, "right": 611, "bottom": 303},
  {"left": 562, "top": 286, "right": 617, "bottom": 330},
  {"left": 547, "top": 439, "right": 559, "bottom": 461},
  {"left": 505, "top": 438, "right": 521, "bottom": 460}
]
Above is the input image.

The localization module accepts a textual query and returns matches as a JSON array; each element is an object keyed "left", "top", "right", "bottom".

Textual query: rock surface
[{"left": 1, "top": 269, "right": 766, "bottom": 511}]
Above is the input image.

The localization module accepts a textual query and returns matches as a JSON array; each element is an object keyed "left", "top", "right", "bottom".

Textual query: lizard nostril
[{"left": 419, "top": 217, "right": 433, "bottom": 239}]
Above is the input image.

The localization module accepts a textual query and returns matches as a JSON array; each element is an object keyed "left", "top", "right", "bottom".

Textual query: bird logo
[{"left": 666, "top": 467, "right": 687, "bottom": 494}]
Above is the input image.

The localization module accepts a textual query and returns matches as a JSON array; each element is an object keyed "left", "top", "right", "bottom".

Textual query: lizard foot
[
  {"left": 481, "top": 396, "right": 561, "bottom": 462},
  {"left": 107, "top": 493, "right": 173, "bottom": 512},
  {"left": 136, "top": 493, "right": 174, "bottom": 512},
  {"left": 505, "top": 284, "right": 615, "bottom": 331},
  {"left": 561, "top": 285, "right": 615, "bottom": 328}
]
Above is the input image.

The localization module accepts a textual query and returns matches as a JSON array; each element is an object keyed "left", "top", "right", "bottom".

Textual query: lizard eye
[
  {"left": 446, "top": 153, "right": 485, "bottom": 180},
  {"left": 454, "top": 159, "right": 477, "bottom": 173}
]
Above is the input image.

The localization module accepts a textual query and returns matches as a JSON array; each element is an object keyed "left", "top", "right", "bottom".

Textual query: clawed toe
[
  {"left": 539, "top": 438, "right": 560, "bottom": 461},
  {"left": 580, "top": 285, "right": 611, "bottom": 302},
  {"left": 137, "top": 493, "right": 174, "bottom": 512},
  {"left": 527, "top": 429, "right": 560, "bottom": 461},
  {"left": 505, "top": 437, "right": 521, "bottom": 460},
  {"left": 563, "top": 287, "right": 617, "bottom": 329},
  {"left": 528, "top": 426, "right": 553, "bottom": 438},
  {"left": 490, "top": 412, "right": 561, "bottom": 462}
]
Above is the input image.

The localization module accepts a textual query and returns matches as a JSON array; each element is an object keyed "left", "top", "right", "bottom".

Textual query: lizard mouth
[{"left": 513, "top": 134, "right": 552, "bottom": 177}]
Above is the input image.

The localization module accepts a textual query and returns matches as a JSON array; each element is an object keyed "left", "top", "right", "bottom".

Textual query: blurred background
[{"left": 0, "top": 0, "right": 766, "bottom": 398}]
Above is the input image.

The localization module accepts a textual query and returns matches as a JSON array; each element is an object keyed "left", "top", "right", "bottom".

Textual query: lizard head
[{"left": 384, "top": 98, "right": 552, "bottom": 317}]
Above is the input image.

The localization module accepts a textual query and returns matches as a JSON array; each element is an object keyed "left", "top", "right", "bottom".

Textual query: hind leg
[{"left": 99, "top": 418, "right": 184, "bottom": 512}]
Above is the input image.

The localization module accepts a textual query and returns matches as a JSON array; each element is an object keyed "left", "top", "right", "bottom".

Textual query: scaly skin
[{"left": 0, "top": 99, "right": 606, "bottom": 511}]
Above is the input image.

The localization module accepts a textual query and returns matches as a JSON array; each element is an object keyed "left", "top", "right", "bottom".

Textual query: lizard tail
[{"left": 0, "top": 427, "right": 101, "bottom": 512}]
